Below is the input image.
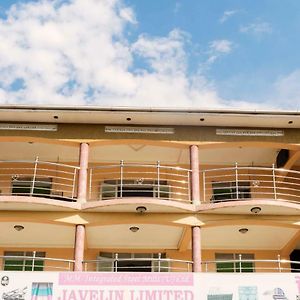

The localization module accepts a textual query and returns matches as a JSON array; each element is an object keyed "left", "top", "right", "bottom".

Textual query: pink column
[
  {"left": 190, "top": 145, "right": 200, "bottom": 205},
  {"left": 74, "top": 224, "right": 85, "bottom": 271},
  {"left": 192, "top": 226, "right": 202, "bottom": 272},
  {"left": 78, "top": 143, "right": 89, "bottom": 202}
]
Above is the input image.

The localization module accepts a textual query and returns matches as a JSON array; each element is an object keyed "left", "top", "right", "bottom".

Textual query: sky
[{"left": 0, "top": 0, "right": 299, "bottom": 110}]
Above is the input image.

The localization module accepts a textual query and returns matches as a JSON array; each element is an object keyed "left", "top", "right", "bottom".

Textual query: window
[
  {"left": 100, "top": 180, "right": 169, "bottom": 200},
  {"left": 215, "top": 253, "right": 254, "bottom": 273},
  {"left": 212, "top": 181, "right": 251, "bottom": 202},
  {"left": 97, "top": 252, "right": 168, "bottom": 272},
  {"left": 12, "top": 177, "right": 52, "bottom": 197},
  {"left": 3, "top": 251, "right": 45, "bottom": 271}
]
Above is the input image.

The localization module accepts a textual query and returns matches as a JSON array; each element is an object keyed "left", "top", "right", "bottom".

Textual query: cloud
[
  {"left": 209, "top": 40, "right": 233, "bottom": 54},
  {"left": 219, "top": 10, "right": 238, "bottom": 23},
  {"left": 174, "top": 1, "right": 181, "bottom": 14},
  {"left": 0, "top": 0, "right": 229, "bottom": 108},
  {"left": 0, "top": 0, "right": 275, "bottom": 109},
  {"left": 240, "top": 21, "right": 272, "bottom": 35},
  {"left": 272, "top": 70, "right": 300, "bottom": 109},
  {"left": 204, "top": 39, "right": 233, "bottom": 65}
]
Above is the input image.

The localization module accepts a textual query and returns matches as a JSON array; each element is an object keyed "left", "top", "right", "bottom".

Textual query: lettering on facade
[
  {"left": 105, "top": 127, "right": 175, "bottom": 135},
  {"left": 216, "top": 128, "right": 284, "bottom": 137},
  {"left": 0, "top": 124, "right": 58, "bottom": 131},
  {"left": 57, "top": 289, "right": 193, "bottom": 300}
]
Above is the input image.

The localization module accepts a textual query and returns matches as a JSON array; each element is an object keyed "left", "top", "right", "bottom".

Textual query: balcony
[
  {"left": 0, "top": 159, "right": 299, "bottom": 206},
  {"left": 0, "top": 253, "right": 74, "bottom": 271},
  {"left": 202, "top": 165, "right": 300, "bottom": 204},
  {"left": 88, "top": 162, "right": 191, "bottom": 203},
  {"left": 2, "top": 254, "right": 299, "bottom": 273},
  {"left": 0, "top": 159, "right": 79, "bottom": 202}
]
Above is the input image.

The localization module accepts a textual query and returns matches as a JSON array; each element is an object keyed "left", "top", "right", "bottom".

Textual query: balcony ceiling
[
  {"left": 0, "top": 221, "right": 298, "bottom": 252},
  {"left": 87, "top": 224, "right": 184, "bottom": 249},
  {"left": 202, "top": 225, "right": 298, "bottom": 250},
  {"left": 0, "top": 106, "right": 300, "bottom": 128},
  {"left": 0, "top": 142, "right": 282, "bottom": 166},
  {"left": 0, "top": 222, "right": 75, "bottom": 247}
]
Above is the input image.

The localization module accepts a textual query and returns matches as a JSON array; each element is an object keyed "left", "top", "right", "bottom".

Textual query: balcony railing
[
  {"left": 88, "top": 161, "right": 191, "bottom": 203},
  {"left": 83, "top": 256, "right": 193, "bottom": 272},
  {"left": 0, "top": 159, "right": 299, "bottom": 204},
  {"left": 0, "top": 158, "right": 79, "bottom": 202},
  {"left": 202, "top": 257, "right": 300, "bottom": 273},
  {"left": 83, "top": 256, "right": 300, "bottom": 273},
  {"left": 0, "top": 255, "right": 75, "bottom": 271},
  {"left": 201, "top": 164, "right": 300, "bottom": 203}
]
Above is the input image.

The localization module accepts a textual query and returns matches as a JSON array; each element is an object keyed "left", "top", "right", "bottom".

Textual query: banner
[{"left": 0, "top": 272, "right": 300, "bottom": 300}]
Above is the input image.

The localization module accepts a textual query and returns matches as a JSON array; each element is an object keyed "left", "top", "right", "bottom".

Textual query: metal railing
[
  {"left": 202, "top": 255, "right": 300, "bottom": 273},
  {"left": 0, "top": 158, "right": 80, "bottom": 202},
  {"left": 0, "top": 254, "right": 75, "bottom": 271},
  {"left": 83, "top": 255, "right": 193, "bottom": 272},
  {"left": 88, "top": 161, "right": 191, "bottom": 203},
  {"left": 201, "top": 164, "right": 300, "bottom": 203}
]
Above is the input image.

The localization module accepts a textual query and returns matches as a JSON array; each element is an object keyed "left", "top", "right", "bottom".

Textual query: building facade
[{"left": 0, "top": 106, "right": 299, "bottom": 279}]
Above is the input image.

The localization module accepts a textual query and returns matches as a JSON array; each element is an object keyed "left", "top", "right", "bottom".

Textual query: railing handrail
[
  {"left": 201, "top": 165, "right": 300, "bottom": 176},
  {"left": 0, "top": 160, "right": 80, "bottom": 170},
  {"left": 83, "top": 258, "right": 193, "bottom": 264},
  {"left": 202, "top": 258, "right": 300, "bottom": 265},
  {"left": 89, "top": 163, "right": 191, "bottom": 173},
  {"left": 0, "top": 255, "right": 75, "bottom": 263}
]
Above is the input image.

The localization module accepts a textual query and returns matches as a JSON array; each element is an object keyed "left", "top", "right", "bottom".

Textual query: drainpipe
[
  {"left": 192, "top": 226, "right": 202, "bottom": 272},
  {"left": 190, "top": 145, "right": 200, "bottom": 205},
  {"left": 74, "top": 224, "right": 85, "bottom": 271},
  {"left": 77, "top": 143, "right": 89, "bottom": 203}
]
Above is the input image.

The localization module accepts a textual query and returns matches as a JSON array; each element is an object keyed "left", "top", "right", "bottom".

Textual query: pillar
[
  {"left": 192, "top": 226, "right": 202, "bottom": 272},
  {"left": 74, "top": 224, "right": 85, "bottom": 271},
  {"left": 190, "top": 145, "right": 200, "bottom": 205},
  {"left": 77, "top": 143, "right": 89, "bottom": 202}
]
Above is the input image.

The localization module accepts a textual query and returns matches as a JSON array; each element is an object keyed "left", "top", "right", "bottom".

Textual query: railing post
[
  {"left": 192, "top": 226, "right": 202, "bottom": 272},
  {"left": 272, "top": 164, "right": 277, "bottom": 200},
  {"left": 158, "top": 252, "right": 161, "bottom": 272},
  {"left": 30, "top": 156, "right": 39, "bottom": 196},
  {"left": 120, "top": 160, "right": 124, "bottom": 198},
  {"left": 238, "top": 254, "right": 242, "bottom": 273},
  {"left": 78, "top": 143, "right": 89, "bottom": 203},
  {"left": 235, "top": 162, "right": 239, "bottom": 200},
  {"left": 190, "top": 145, "right": 200, "bottom": 205},
  {"left": 115, "top": 253, "right": 118, "bottom": 272},
  {"left": 157, "top": 161, "right": 160, "bottom": 198},
  {"left": 71, "top": 168, "right": 77, "bottom": 199},
  {"left": 277, "top": 254, "right": 282, "bottom": 272},
  {"left": 74, "top": 224, "right": 85, "bottom": 271},
  {"left": 32, "top": 251, "right": 36, "bottom": 271}
]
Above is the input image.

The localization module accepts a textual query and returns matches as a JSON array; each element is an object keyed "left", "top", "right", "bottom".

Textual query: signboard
[
  {"left": 105, "top": 127, "right": 175, "bottom": 135},
  {"left": 216, "top": 129, "right": 284, "bottom": 137},
  {"left": 1, "top": 272, "right": 300, "bottom": 300},
  {"left": 0, "top": 124, "right": 57, "bottom": 131}
]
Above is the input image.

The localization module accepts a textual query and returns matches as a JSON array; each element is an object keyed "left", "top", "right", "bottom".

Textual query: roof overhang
[{"left": 0, "top": 105, "right": 300, "bottom": 128}]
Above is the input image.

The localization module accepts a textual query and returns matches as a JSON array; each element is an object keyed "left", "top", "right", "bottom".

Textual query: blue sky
[{"left": 0, "top": 0, "right": 299, "bottom": 109}]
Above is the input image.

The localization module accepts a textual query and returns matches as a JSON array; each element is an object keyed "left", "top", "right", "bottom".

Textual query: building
[{"left": 0, "top": 106, "right": 300, "bottom": 298}]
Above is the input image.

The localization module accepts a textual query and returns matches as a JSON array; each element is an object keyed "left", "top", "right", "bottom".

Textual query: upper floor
[{"left": 0, "top": 106, "right": 300, "bottom": 213}]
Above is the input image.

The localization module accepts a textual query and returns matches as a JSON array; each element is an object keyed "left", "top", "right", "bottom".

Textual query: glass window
[
  {"left": 4, "top": 251, "right": 45, "bottom": 271},
  {"left": 97, "top": 252, "right": 168, "bottom": 272},
  {"left": 12, "top": 177, "right": 52, "bottom": 197},
  {"left": 212, "top": 181, "right": 250, "bottom": 202},
  {"left": 100, "top": 180, "right": 169, "bottom": 200},
  {"left": 215, "top": 253, "right": 254, "bottom": 273}
]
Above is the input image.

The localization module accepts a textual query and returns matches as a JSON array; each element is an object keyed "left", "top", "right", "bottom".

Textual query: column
[
  {"left": 190, "top": 145, "right": 200, "bottom": 205},
  {"left": 192, "top": 226, "right": 202, "bottom": 272},
  {"left": 77, "top": 143, "right": 89, "bottom": 202},
  {"left": 74, "top": 224, "right": 85, "bottom": 271}
]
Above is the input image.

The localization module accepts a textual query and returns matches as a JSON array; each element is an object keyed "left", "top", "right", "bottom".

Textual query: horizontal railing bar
[{"left": 0, "top": 160, "right": 80, "bottom": 169}]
